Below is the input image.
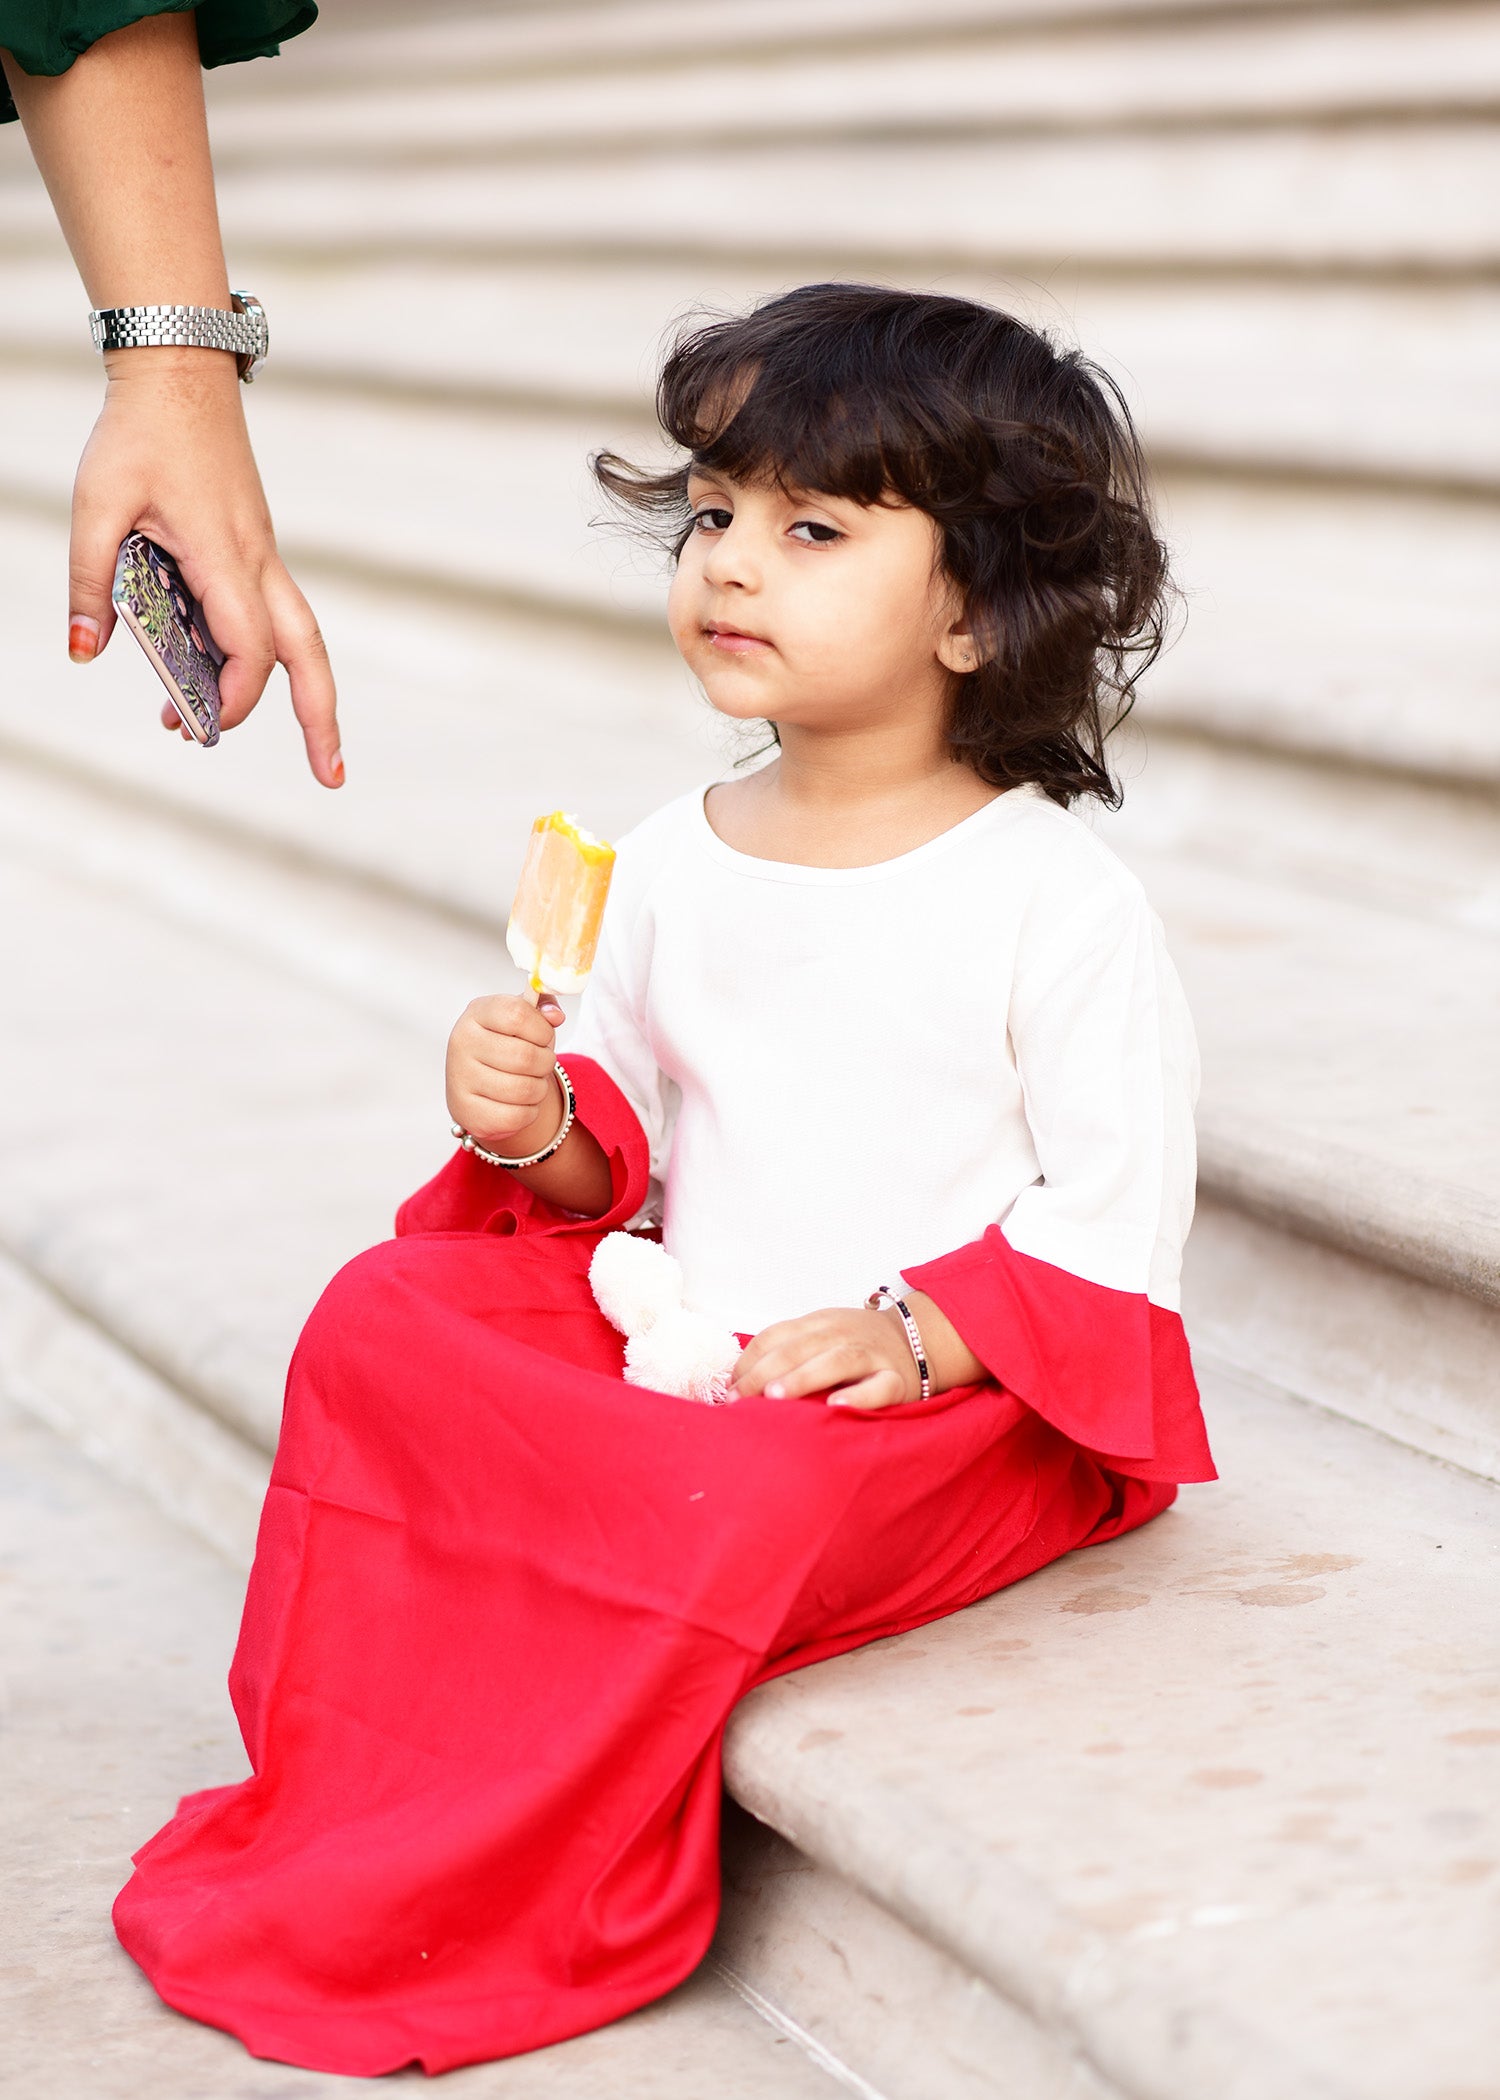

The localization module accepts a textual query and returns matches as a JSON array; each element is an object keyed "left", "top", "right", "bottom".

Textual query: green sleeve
[{"left": 0, "top": 2, "right": 317, "bottom": 122}]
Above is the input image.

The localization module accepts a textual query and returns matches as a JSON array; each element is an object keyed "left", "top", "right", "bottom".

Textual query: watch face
[
  {"left": 231, "top": 289, "right": 268, "bottom": 381},
  {"left": 111, "top": 533, "right": 224, "bottom": 745}
]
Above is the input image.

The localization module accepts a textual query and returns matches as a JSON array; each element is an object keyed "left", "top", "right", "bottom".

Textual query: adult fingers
[
  {"left": 264, "top": 559, "right": 342, "bottom": 788},
  {"left": 192, "top": 568, "right": 276, "bottom": 733},
  {"left": 67, "top": 484, "right": 127, "bottom": 661}
]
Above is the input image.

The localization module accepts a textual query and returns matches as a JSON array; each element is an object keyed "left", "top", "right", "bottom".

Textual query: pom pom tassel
[{"left": 589, "top": 1232, "right": 740, "bottom": 1404}]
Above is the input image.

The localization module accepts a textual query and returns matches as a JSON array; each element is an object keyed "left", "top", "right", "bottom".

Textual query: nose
[{"left": 700, "top": 516, "right": 759, "bottom": 592}]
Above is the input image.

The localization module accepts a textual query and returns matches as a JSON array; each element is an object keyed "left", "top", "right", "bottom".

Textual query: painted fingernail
[
  {"left": 68, "top": 616, "right": 100, "bottom": 663},
  {"left": 329, "top": 748, "right": 345, "bottom": 782}
]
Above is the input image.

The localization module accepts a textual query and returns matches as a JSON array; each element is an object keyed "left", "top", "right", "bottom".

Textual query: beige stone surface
[
  {"left": 8, "top": 255, "right": 1498, "bottom": 495},
  {"left": 210, "top": 0, "right": 1334, "bottom": 87},
  {"left": 717, "top": 1807, "right": 1120, "bottom": 2100},
  {"left": 195, "top": 6, "right": 1500, "bottom": 162},
  {"left": 1184, "top": 1200, "right": 1500, "bottom": 1484},
  {"left": 725, "top": 1368, "right": 1500, "bottom": 2100},
  {"left": 0, "top": 514, "right": 709, "bottom": 929},
  {"left": 0, "top": 1249, "right": 268, "bottom": 1565},
  {"left": 0, "top": 1398, "right": 842, "bottom": 2098}
]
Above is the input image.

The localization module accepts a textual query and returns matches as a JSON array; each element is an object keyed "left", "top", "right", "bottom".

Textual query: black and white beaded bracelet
[
  {"left": 865, "top": 1286, "right": 932, "bottom": 1401},
  {"left": 452, "top": 1063, "right": 576, "bottom": 1170}
]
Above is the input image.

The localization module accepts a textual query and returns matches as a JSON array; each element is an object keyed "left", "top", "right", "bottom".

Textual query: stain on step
[
  {"left": 1060, "top": 1586, "right": 1152, "bottom": 1614},
  {"left": 1235, "top": 1582, "right": 1327, "bottom": 1606}
]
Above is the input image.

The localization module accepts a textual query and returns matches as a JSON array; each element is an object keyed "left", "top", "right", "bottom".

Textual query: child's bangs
[{"left": 667, "top": 353, "right": 898, "bottom": 510}]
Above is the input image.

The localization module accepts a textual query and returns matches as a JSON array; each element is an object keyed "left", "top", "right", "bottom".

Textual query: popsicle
[{"left": 506, "top": 811, "right": 616, "bottom": 995}]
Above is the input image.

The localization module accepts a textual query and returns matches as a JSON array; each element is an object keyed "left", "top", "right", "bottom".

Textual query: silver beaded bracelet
[
  {"left": 452, "top": 1063, "right": 577, "bottom": 1170},
  {"left": 866, "top": 1286, "right": 932, "bottom": 1400}
]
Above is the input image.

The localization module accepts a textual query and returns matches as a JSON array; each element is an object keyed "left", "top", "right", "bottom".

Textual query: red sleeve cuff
[
  {"left": 904, "top": 1225, "right": 1216, "bottom": 1484},
  {"left": 394, "top": 1055, "right": 651, "bottom": 1242}
]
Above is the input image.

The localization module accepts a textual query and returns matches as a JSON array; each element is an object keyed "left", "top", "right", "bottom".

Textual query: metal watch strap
[
  {"left": 89, "top": 290, "right": 269, "bottom": 382},
  {"left": 866, "top": 1286, "right": 932, "bottom": 1401}
]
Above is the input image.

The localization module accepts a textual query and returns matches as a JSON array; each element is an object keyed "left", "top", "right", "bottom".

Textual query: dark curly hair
[{"left": 593, "top": 282, "right": 1172, "bottom": 808}]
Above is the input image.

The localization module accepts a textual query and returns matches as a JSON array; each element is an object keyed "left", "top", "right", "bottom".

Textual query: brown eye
[
  {"left": 789, "top": 520, "right": 842, "bottom": 545},
  {"left": 692, "top": 507, "right": 733, "bottom": 533}
]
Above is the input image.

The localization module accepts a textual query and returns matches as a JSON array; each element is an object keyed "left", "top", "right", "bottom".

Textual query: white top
[{"left": 565, "top": 782, "right": 1199, "bottom": 1336}]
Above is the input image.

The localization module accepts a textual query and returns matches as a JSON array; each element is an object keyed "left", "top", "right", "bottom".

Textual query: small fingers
[
  {"left": 465, "top": 993, "right": 558, "bottom": 1050},
  {"left": 463, "top": 1071, "right": 554, "bottom": 1115},
  {"left": 826, "top": 1367, "right": 911, "bottom": 1411}
]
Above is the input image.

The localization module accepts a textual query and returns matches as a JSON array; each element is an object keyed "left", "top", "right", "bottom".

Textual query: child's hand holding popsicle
[{"left": 445, "top": 813, "right": 617, "bottom": 1212}]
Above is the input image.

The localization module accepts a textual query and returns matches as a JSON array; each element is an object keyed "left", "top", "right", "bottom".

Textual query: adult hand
[
  {"left": 69, "top": 347, "right": 342, "bottom": 784},
  {"left": 5, "top": 11, "right": 341, "bottom": 785}
]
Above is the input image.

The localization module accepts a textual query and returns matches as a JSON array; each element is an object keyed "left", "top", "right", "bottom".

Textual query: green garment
[{"left": 0, "top": 1, "right": 316, "bottom": 122}]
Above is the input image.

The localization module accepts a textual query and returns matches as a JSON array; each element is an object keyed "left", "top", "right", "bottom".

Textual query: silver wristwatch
[{"left": 89, "top": 290, "right": 269, "bottom": 383}]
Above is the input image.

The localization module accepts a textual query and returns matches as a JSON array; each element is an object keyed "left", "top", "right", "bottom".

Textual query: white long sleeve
[{"left": 564, "top": 782, "right": 1198, "bottom": 1336}]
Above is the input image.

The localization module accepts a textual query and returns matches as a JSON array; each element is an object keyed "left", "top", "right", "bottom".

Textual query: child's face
[{"left": 669, "top": 470, "right": 972, "bottom": 734}]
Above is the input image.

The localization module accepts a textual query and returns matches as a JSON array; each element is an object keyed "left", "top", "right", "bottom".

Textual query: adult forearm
[{"left": 5, "top": 12, "right": 231, "bottom": 311}]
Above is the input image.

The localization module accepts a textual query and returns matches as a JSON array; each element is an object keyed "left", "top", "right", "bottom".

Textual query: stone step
[
  {"left": 4, "top": 108, "right": 1496, "bottom": 276},
  {"left": 4, "top": 252, "right": 1496, "bottom": 497},
  {"left": 3, "top": 373, "right": 1495, "bottom": 788},
  {"left": 0, "top": 1394, "right": 848, "bottom": 2098},
  {"left": 197, "top": 4, "right": 1500, "bottom": 162},
  {"left": 719, "top": 1367, "right": 1500, "bottom": 2100},
  {"left": 210, "top": 0, "right": 1438, "bottom": 93}
]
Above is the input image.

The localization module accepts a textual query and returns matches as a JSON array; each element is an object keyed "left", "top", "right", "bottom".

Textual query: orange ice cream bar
[{"left": 506, "top": 811, "right": 616, "bottom": 994}]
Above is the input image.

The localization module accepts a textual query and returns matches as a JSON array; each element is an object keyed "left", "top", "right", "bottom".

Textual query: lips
[{"left": 704, "top": 623, "right": 772, "bottom": 653}]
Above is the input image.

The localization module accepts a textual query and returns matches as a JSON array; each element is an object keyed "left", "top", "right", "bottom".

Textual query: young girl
[{"left": 114, "top": 284, "right": 1214, "bottom": 2075}]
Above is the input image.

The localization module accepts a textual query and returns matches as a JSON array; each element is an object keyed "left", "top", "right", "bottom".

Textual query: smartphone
[{"left": 111, "top": 533, "right": 223, "bottom": 747}]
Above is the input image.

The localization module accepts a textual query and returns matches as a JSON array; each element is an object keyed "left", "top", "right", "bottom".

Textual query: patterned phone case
[{"left": 111, "top": 533, "right": 224, "bottom": 747}]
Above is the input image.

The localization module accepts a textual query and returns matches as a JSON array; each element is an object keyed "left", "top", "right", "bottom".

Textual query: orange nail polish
[{"left": 68, "top": 617, "right": 100, "bottom": 663}]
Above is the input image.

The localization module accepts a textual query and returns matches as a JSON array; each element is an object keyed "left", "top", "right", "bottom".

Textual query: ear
[{"left": 935, "top": 604, "right": 981, "bottom": 677}]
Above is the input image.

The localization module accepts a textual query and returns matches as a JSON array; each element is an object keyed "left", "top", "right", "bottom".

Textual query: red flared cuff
[
  {"left": 395, "top": 1055, "right": 651, "bottom": 1241},
  {"left": 903, "top": 1225, "right": 1216, "bottom": 1484}
]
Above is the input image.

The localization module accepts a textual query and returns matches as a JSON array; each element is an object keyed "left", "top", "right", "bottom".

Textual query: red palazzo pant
[{"left": 113, "top": 1067, "right": 1187, "bottom": 2076}]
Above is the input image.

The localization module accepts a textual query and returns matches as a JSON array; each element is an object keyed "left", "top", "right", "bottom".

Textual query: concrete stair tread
[
  {"left": 204, "top": 0, "right": 1408, "bottom": 93},
  {"left": 5, "top": 118, "right": 1496, "bottom": 270},
  {"left": 193, "top": 6, "right": 1500, "bottom": 160},
  {"left": 723, "top": 1367, "right": 1500, "bottom": 2100},
  {"left": 0, "top": 1394, "right": 844, "bottom": 2097},
  {"left": 4, "top": 383, "right": 1496, "bottom": 785},
  {"left": 6, "top": 255, "right": 1499, "bottom": 493},
  {"left": 150, "top": 131, "right": 1500, "bottom": 273}
]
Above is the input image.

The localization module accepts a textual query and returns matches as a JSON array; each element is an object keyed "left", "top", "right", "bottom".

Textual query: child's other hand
[
  {"left": 445, "top": 991, "right": 567, "bottom": 1151},
  {"left": 730, "top": 1308, "right": 922, "bottom": 1411}
]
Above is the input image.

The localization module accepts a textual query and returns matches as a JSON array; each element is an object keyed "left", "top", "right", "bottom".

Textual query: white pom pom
[
  {"left": 589, "top": 1232, "right": 684, "bottom": 1338},
  {"left": 624, "top": 1308, "right": 741, "bottom": 1405}
]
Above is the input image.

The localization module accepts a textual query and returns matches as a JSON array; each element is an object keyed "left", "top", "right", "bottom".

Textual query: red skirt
[{"left": 113, "top": 1069, "right": 1186, "bottom": 2075}]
